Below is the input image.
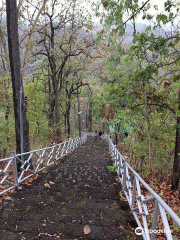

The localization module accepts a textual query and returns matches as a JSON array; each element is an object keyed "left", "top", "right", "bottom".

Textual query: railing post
[
  {"left": 67, "top": 138, "right": 71, "bottom": 153},
  {"left": 122, "top": 157, "right": 128, "bottom": 190},
  {"left": 69, "top": 138, "right": 73, "bottom": 151},
  {"left": 109, "top": 140, "right": 111, "bottom": 152},
  {"left": 113, "top": 146, "right": 117, "bottom": 166},
  {"left": 124, "top": 156, "right": 128, "bottom": 163},
  {"left": 150, "top": 200, "right": 159, "bottom": 240},
  {"left": 60, "top": 142, "right": 65, "bottom": 158},
  {"left": 75, "top": 138, "right": 77, "bottom": 148},
  {"left": 31, "top": 152, "right": 36, "bottom": 173},
  {"left": 52, "top": 146, "right": 56, "bottom": 162},
  {"left": 12, "top": 151, "right": 19, "bottom": 189},
  {"left": 71, "top": 139, "right": 75, "bottom": 149},
  {"left": 117, "top": 154, "right": 121, "bottom": 177}
]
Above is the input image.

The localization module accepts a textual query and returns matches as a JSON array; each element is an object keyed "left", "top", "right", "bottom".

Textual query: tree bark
[
  {"left": 85, "top": 108, "right": 88, "bottom": 132},
  {"left": 48, "top": 76, "right": 55, "bottom": 127},
  {"left": 6, "top": 0, "right": 30, "bottom": 158},
  {"left": 115, "top": 124, "right": 118, "bottom": 145},
  {"left": 54, "top": 87, "right": 62, "bottom": 142},
  {"left": 145, "top": 91, "right": 153, "bottom": 172},
  {"left": 74, "top": 103, "right": 77, "bottom": 138},
  {"left": 64, "top": 113, "right": 67, "bottom": 136},
  {"left": 89, "top": 101, "right": 92, "bottom": 132},
  {"left": 171, "top": 88, "right": 180, "bottom": 191},
  {"left": 77, "top": 86, "right": 81, "bottom": 137},
  {"left": 48, "top": 17, "right": 62, "bottom": 143},
  {"left": 67, "top": 104, "right": 71, "bottom": 139}
]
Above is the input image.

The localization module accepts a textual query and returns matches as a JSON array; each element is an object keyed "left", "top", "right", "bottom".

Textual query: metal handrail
[
  {"left": 102, "top": 134, "right": 180, "bottom": 240},
  {"left": 0, "top": 134, "right": 87, "bottom": 196}
]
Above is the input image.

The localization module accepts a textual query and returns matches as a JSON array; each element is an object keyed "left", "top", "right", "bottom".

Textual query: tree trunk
[
  {"left": 6, "top": 0, "right": 30, "bottom": 158},
  {"left": 74, "top": 103, "right": 77, "bottom": 138},
  {"left": 77, "top": 87, "right": 81, "bottom": 137},
  {"left": 64, "top": 113, "right": 67, "bottom": 136},
  {"left": 54, "top": 87, "right": 62, "bottom": 142},
  {"left": 85, "top": 108, "right": 88, "bottom": 132},
  {"left": 146, "top": 113, "right": 152, "bottom": 171},
  {"left": 49, "top": 17, "right": 62, "bottom": 143},
  {"left": 171, "top": 88, "right": 180, "bottom": 191},
  {"left": 48, "top": 76, "right": 54, "bottom": 127},
  {"left": 67, "top": 105, "right": 71, "bottom": 139},
  {"left": 115, "top": 124, "right": 118, "bottom": 145},
  {"left": 145, "top": 91, "right": 153, "bottom": 172},
  {"left": 89, "top": 101, "right": 92, "bottom": 132}
]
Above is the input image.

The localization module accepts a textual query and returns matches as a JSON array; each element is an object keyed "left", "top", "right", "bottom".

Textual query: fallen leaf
[
  {"left": 4, "top": 196, "right": 12, "bottom": 201},
  {"left": 84, "top": 225, "right": 91, "bottom": 235},
  {"left": 119, "top": 191, "right": 127, "bottom": 200},
  {"left": 49, "top": 181, "right": 55, "bottom": 185},
  {"left": 172, "top": 205, "right": 179, "bottom": 211},
  {"left": 119, "top": 225, "right": 124, "bottom": 229},
  {"left": 44, "top": 183, "right": 50, "bottom": 188}
]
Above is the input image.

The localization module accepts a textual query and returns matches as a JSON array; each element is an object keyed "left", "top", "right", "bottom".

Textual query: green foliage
[
  {"left": 0, "top": 75, "right": 15, "bottom": 157},
  {"left": 25, "top": 77, "right": 49, "bottom": 146},
  {"left": 93, "top": 0, "right": 180, "bottom": 182},
  {"left": 107, "top": 165, "right": 117, "bottom": 172}
]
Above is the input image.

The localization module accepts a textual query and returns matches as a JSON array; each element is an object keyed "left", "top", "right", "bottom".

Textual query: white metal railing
[
  {"left": 0, "top": 134, "right": 87, "bottom": 196},
  {"left": 102, "top": 134, "right": 180, "bottom": 240}
]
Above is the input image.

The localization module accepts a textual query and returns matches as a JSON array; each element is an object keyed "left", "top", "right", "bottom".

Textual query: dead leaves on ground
[
  {"left": 44, "top": 183, "right": 50, "bottom": 189},
  {"left": 49, "top": 181, "right": 55, "bottom": 185},
  {"left": 44, "top": 181, "right": 55, "bottom": 189},
  {"left": 38, "top": 232, "right": 62, "bottom": 239},
  {"left": 119, "top": 191, "right": 127, "bottom": 201},
  {"left": 83, "top": 225, "right": 91, "bottom": 235},
  {"left": 4, "top": 196, "right": 12, "bottom": 201}
]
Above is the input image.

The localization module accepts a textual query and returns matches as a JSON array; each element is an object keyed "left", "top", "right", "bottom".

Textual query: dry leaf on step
[
  {"left": 44, "top": 183, "right": 50, "bottom": 188},
  {"left": 49, "top": 181, "right": 55, "bottom": 185},
  {"left": 83, "top": 225, "right": 91, "bottom": 235},
  {"left": 4, "top": 196, "right": 12, "bottom": 200}
]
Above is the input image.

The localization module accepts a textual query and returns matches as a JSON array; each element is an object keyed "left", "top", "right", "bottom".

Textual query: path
[{"left": 0, "top": 137, "right": 140, "bottom": 240}]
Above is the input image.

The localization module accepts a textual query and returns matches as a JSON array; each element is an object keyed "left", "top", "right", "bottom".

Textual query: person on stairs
[
  {"left": 98, "top": 130, "right": 103, "bottom": 140},
  {"left": 93, "top": 130, "right": 98, "bottom": 141}
]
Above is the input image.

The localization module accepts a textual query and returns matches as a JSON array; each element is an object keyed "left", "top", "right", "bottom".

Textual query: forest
[{"left": 0, "top": 0, "right": 180, "bottom": 215}]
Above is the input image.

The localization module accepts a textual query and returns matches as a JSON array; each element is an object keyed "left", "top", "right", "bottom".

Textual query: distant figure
[
  {"left": 98, "top": 130, "right": 103, "bottom": 140},
  {"left": 94, "top": 130, "right": 98, "bottom": 141}
]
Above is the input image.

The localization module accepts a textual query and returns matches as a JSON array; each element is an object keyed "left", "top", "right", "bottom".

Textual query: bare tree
[{"left": 35, "top": 0, "right": 95, "bottom": 142}]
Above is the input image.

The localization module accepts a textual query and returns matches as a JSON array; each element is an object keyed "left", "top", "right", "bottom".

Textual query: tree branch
[
  {"left": 124, "top": 0, "right": 151, "bottom": 26},
  {"left": 132, "top": 102, "right": 176, "bottom": 114}
]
